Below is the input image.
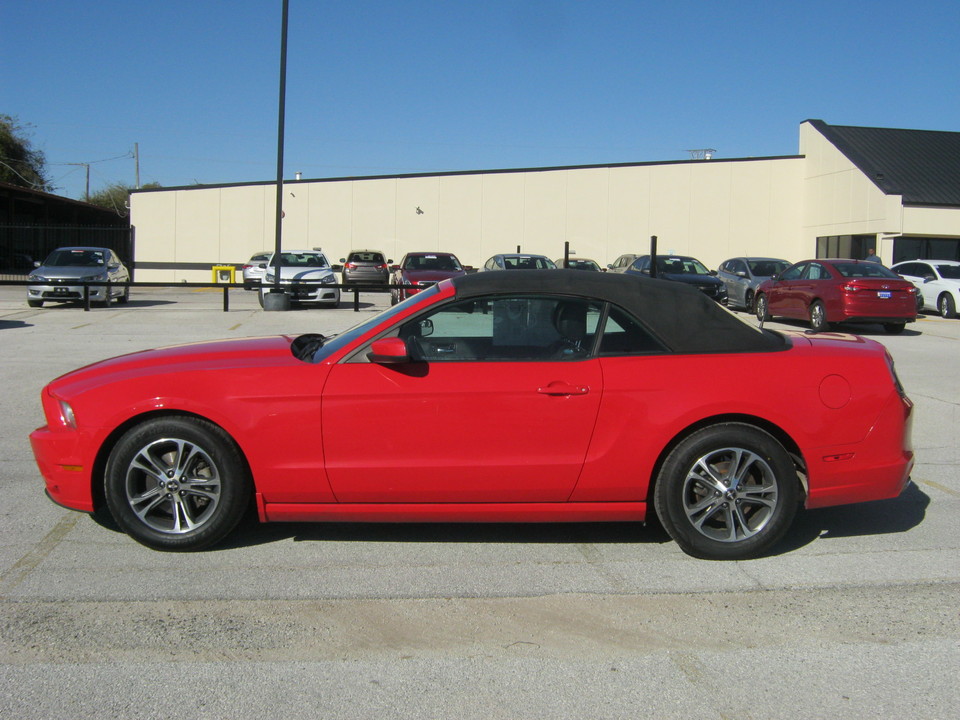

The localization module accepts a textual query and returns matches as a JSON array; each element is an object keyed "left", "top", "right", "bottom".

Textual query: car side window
[
  {"left": 804, "top": 263, "right": 827, "bottom": 280},
  {"left": 399, "top": 296, "right": 601, "bottom": 362},
  {"left": 780, "top": 263, "right": 805, "bottom": 281},
  {"left": 598, "top": 305, "right": 666, "bottom": 355}
]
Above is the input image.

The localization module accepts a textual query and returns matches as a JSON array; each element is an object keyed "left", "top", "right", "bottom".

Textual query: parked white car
[
  {"left": 891, "top": 259, "right": 960, "bottom": 318},
  {"left": 257, "top": 250, "right": 340, "bottom": 308}
]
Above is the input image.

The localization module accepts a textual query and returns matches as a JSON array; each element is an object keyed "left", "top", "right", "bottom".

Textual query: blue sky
[{"left": 3, "top": 0, "right": 958, "bottom": 201}]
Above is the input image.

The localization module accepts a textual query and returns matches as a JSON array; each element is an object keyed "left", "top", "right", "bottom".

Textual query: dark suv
[
  {"left": 340, "top": 249, "right": 392, "bottom": 285},
  {"left": 625, "top": 254, "right": 728, "bottom": 304}
]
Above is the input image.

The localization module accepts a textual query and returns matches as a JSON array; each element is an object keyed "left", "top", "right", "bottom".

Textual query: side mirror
[
  {"left": 923, "top": 275, "right": 936, "bottom": 282},
  {"left": 339, "top": 258, "right": 346, "bottom": 263},
  {"left": 709, "top": 269, "right": 717, "bottom": 276},
  {"left": 34, "top": 260, "right": 41, "bottom": 268},
  {"left": 387, "top": 259, "right": 394, "bottom": 264},
  {"left": 418, "top": 318, "right": 434, "bottom": 337},
  {"left": 736, "top": 271, "right": 747, "bottom": 278},
  {"left": 366, "top": 337, "right": 411, "bottom": 364},
  {"left": 257, "top": 263, "right": 267, "bottom": 269}
]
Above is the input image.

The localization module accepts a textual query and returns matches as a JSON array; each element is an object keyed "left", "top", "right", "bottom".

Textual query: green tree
[
  {"left": 87, "top": 181, "right": 162, "bottom": 216},
  {"left": 0, "top": 114, "right": 52, "bottom": 191}
]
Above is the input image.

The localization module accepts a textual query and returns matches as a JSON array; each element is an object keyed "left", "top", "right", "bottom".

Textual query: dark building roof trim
[
  {"left": 806, "top": 119, "right": 960, "bottom": 208},
  {"left": 130, "top": 155, "right": 803, "bottom": 195}
]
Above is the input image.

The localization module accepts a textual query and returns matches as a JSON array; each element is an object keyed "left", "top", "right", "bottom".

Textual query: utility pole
[
  {"left": 134, "top": 143, "right": 140, "bottom": 189},
  {"left": 65, "top": 163, "right": 91, "bottom": 201}
]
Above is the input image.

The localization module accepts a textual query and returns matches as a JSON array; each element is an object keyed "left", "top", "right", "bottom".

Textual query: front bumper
[
  {"left": 27, "top": 284, "right": 110, "bottom": 301},
  {"left": 30, "top": 424, "right": 95, "bottom": 512},
  {"left": 274, "top": 283, "right": 341, "bottom": 304}
]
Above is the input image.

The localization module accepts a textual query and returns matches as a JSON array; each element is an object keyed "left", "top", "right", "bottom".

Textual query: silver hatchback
[
  {"left": 340, "top": 249, "right": 391, "bottom": 285},
  {"left": 27, "top": 247, "right": 130, "bottom": 308}
]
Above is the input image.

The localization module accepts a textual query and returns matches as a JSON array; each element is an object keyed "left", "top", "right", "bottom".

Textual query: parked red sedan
[
  {"left": 755, "top": 259, "right": 918, "bottom": 333},
  {"left": 31, "top": 271, "right": 913, "bottom": 560},
  {"left": 390, "top": 251, "right": 467, "bottom": 305}
]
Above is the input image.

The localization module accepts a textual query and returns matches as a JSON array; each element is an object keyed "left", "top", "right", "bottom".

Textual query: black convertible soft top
[{"left": 451, "top": 269, "right": 786, "bottom": 354}]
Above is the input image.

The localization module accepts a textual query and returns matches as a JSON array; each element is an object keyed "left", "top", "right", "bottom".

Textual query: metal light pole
[{"left": 264, "top": 0, "right": 291, "bottom": 311}]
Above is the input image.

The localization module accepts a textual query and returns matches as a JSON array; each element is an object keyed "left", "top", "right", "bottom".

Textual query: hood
[
  {"left": 402, "top": 269, "right": 466, "bottom": 283},
  {"left": 32, "top": 265, "right": 109, "bottom": 279},
  {"left": 46, "top": 335, "right": 299, "bottom": 395},
  {"left": 270, "top": 267, "right": 335, "bottom": 281},
  {"left": 660, "top": 273, "right": 723, "bottom": 285}
]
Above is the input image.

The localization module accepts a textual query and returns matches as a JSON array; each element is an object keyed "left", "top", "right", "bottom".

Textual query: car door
[
  {"left": 321, "top": 294, "right": 604, "bottom": 503},
  {"left": 765, "top": 262, "right": 807, "bottom": 318}
]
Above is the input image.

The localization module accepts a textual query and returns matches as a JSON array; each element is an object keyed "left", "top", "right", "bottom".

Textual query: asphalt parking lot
[{"left": 0, "top": 284, "right": 958, "bottom": 719}]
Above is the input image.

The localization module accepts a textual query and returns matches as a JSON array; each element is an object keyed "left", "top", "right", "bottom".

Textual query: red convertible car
[{"left": 30, "top": 271, "right": 914, "bottom": 560}]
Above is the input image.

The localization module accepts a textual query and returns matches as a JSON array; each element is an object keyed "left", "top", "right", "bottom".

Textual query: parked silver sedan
[
  {"left": 258, "top": 250, "right": 340, "bottom": 308},
  {"left": 26, "top": 247, "right": 130, "bottom": 308},
  {"left": 717, "top": 257, "right": 790, "bottom": 312}
]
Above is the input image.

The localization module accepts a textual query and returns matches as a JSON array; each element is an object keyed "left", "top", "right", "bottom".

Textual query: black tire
[
  {"left": 809, "top": 300, "right": 830, "bottom": 332},
  {"left": 27, "top": 299, "right": 43, "bottom": 308},
  {"left": 938, "top": 293, "right": 956, "bottom": 319},
  {"left": 117, "top": 286, "right": 130, "bottom": 304},
  {"left": 257, "top": 291, "right": 265, "bottom": 308},
  {"left": 653, "top": 423, "right": 799, "bottom": 560},
  {"left": 755, "top": 293, "right": 769, "bottom": 322},
  {"left": 743, "top": 290, "right": 754, "bottom": 314},
  {"left": 104, "top": 416, "right": 252, "bottom": 551},
  {"left": 883, "top": 323, "right": 905, "bottom": 334}
]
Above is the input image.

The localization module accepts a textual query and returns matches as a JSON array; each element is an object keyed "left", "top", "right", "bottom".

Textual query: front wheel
[
  {"left": 104, "top": 416, "right": 252, "bottom": 551},
  {"left": 939, "top": 293, "right": 956, "bottom": 319},
  {"left": 809, "top": 300, "right": 830, "bottom": 332},
  {"left": 755, "top": 294, "right": 769, "bottom": 322},
  {"left": 27, "top": 298, "right": 43, "bottom": 308},
  {"left": 653, "top": 423, "right": 800, "bottom": 560},
  {"left": 743, "top": 290, "right": 755, "bottom": 314}
]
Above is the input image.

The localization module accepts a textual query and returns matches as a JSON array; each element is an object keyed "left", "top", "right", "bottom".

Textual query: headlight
[
  {"left": 28, "top": 273, "right": 45, "bottom": 282},
  {"left": 321, "top": 275, "right": 336, "bottom": 284},
  {"left": 82, "top": 273, "right": 107, "bottom": 282},
  {"left": 58, "top": 399, "right": 77, "bottom": 428}
]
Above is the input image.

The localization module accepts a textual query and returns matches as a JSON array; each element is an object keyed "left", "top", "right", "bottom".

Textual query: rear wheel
[
  {"left": 809, "top": 300, "right": 830, "bottom": 332},
  {"left": 938, "top": 293, "right": 956, "bottom": 319},
  {"left": 654, "top": 423, "right": 800, "bottom": 560},
  {"left": 104, "top": 416, "right": 252, "bottom": 551},
  {"left": 755, "top": 294, "right": 769, "bottom": 322}
]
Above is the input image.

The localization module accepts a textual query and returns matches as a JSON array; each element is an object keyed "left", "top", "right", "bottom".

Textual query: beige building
[{"left": 130, "top": 119, "right": 960, "bottom": 281}]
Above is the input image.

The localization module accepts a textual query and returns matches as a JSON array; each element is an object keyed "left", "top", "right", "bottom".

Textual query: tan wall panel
[
  {"left": 607, "top": 166, "right": 652, "bottom": 260},
  {"left": 220, "top": 186, "right": 271, "bottom": 261},
  {"left": 350, "top": 179, "right": 398, "bottom": 260},
  {"left": 564, "top": 168, "right": 609, "bottom": 265},
  {"left": 130, "top": 191, "right": 177, "bottom": 265},
  {"left": 395, "top": 177, "right": 441, "bottom": 261},
  {"left": 437, "top": 174, "right": 483, "bottom": 266},
  {"left": 521, "top": 171, "right": 567, "bottom": 256},
  {"left": 903, "top": 206, "right": 960, "bottom": 236},
  {"left": 306, "top": 182, "right": 353, "bottom": 260},
  {"left": 478, "top": 173, "right": 525, "bottom": 263}
]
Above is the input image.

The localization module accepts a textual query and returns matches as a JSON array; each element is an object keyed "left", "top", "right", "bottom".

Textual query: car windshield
[
  {"left": 832, "top": 262, "right": 900, "bottom": 279},
  {"left": 309, "top": 285, "right": 441, "bottom": 363},
  {"left": 404, "top": 254, "right": 462, "bottom": 271},
  {"left": 935, "top": 264, "right": 960, "bottom": 279},
  {"left": 277, "top": 253, "right": 329, "bottom": 268},
  {"left": 563, "top": 260, "right": 600, "bottom": 271},
  {"left": 748, "top": 260, "right": 789, "bottom": 277},
  {"left": 656, "top": 257, "right": 710, "bottom": 275},
  {"left": 44, "top": 249, "right": 106, "bottom": 267},
  {"left": 503, "top": 256, "right": 556, "bottom": 269},
  {"left": 348, "top": 252, "right": 384, "bottom": 263}
]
